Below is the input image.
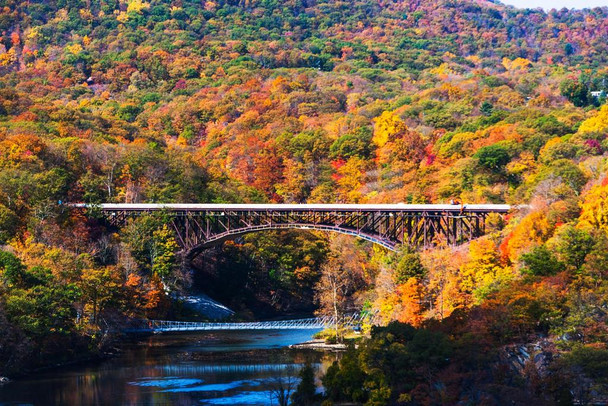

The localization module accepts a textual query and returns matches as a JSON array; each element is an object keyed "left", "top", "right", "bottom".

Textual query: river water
[{"left": 0, "top": 329, "right": 333, "bottom": 406}]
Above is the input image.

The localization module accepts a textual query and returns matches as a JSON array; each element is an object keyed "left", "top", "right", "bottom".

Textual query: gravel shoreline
[{"left": 288, "top": 339, "right": 349, "bottom": 351}]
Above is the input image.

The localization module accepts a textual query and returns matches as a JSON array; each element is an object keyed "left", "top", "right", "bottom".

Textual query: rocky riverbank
[{"left": 289, "top": 339, "right": 350, "bottom": 351}]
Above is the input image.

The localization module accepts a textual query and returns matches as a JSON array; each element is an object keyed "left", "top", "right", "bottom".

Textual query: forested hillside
[{"left": 1, "top": 0, "right": 608, "bottom": 403}]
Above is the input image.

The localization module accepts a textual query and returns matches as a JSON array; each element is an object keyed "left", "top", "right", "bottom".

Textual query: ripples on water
[{"left": 0, "top": 329, "right": 332, "bottom": 406}]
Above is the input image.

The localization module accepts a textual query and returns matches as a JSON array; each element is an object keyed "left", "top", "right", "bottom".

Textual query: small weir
[{"left": 159, "top": 363, "right": 307, "bottom": 375}]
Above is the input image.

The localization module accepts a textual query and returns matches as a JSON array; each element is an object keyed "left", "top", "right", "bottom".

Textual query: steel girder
[{"left": 98, "top": 207, "right": 495, "bottom": 257}]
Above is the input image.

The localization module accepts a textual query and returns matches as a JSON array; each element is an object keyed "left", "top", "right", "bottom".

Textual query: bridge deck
[{"left": 71, "top": 203, "right": 511, "bottom": 213}]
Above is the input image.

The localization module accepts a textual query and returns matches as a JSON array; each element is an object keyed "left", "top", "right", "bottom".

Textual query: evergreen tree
[{"left": 291, "top": 363, "right": 319, "bottom": 406}]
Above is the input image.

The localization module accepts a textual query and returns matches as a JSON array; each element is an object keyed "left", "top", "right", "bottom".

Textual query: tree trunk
[{"left": 332, "top": 278, "right": 340, "bottom": 342}]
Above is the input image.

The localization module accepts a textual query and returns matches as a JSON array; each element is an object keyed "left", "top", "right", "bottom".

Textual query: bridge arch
[
  {"left": 186, "top": 223, "right": 396, "bottom": 259},
  {"left": 72, "top": 203, "right": 510, "bottom": 260}
]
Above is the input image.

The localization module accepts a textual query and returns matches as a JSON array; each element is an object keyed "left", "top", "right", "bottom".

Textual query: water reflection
[
  {"left": 160, "top": 363, "right": 303, "bottom": 375},
  {"left": 204, "top": 391, "right": 282, "bottom": 405},
  {"left": 128, "top": 377, "right": 205, "bottom": 388},
  {"left": 0, "top": 329, "right": 333, "bottom": 406}
]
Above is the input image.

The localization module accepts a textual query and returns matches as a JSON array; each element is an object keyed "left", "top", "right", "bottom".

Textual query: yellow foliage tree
[
  {"left": 0, "top": 48, "right": 16, "bottom": 66},
  {"left": 270, "top": 76, "right": 289, "bottom": 93},
  {"left": 466, "top": 55, "right": 481, "bottom": 65},
  {"left": 13, "top": 238, "right": 92, "bottom": 283},
  {"left": 79, "top": 9, "right": 94, "bottom": 20},
  {"left": 80, "top": 266, "right": 122, "bottom": 324},
  {"left": 373, "top": 111, "right": 406, "bottom": 147},
  {"left": 578, "top": 105, "right": 608, "bottom": 134},
  {"left": 461, "top": 238, "right": 510, "bottom": 303},
  {"left": 0, "top": 133, "right": 46, "bottom": 166},
  {"left": 578, "top": 181, "right": 608, "bottom": 232},
  {"left": 127, "top": 0, "right": 150, "bottom": 14},
  {"left": 502, "top": 57, "right": 532, "bottom": 71},
  {"left": 423, "top": 247, "right": 467, "bottom": 320},
  {"left": 506, "top": 151, "right": 536, "bottom": 178},
  {"left": 506, "top": 211, "right": 554, "bottom": 262},
  {"left": 65, "top": 43, "right": 83, "bottom": 55},
  {"left": 440, "top": 83, "right": 464, "bottom": 101},
  {"left": 116, "top": 11, "right": 129, "bottom": 23},
  {"left": 275, "top": 159, "right": 306, "bottom": 203},
  {"left": 429, "top": 63, "right": 455, "bottom": 77},
  {"left": 336, "top": 156, "right": 366, "bottom": 202}
]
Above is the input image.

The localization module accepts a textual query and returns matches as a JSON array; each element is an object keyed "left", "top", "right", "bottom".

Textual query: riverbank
[
  {"left": 1, "top": 337, "right": 123, "bottom": 380},
  {"left": 289, "top": 339, "right": 349, "bottom": 351}
]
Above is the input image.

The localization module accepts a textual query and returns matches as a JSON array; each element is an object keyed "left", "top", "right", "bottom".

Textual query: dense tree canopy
[{"left": 1, "top": 0, "right": 608, "bottom": 402}]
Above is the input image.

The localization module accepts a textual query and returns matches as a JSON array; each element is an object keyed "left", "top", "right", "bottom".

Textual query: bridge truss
[{"left": 73, "top": 203, "right": 510, "bottom": 255}]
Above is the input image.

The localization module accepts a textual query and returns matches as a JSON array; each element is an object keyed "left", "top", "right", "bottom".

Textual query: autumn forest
[{"left": 1, "top": 0, "right": 608, "bottom": 404}]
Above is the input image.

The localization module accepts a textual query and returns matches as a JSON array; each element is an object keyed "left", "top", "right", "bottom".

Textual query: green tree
[
  {"left": 520, "top": 245, "right": 565, "bottom": 276},
  {"left": 480, "top": 101, "right": 494, "bottom": 116},
  {"left": 120, "top": 214, "right": 174, "bottom": 274},
  {"left": 0, "top": 204, "right": 18, "bottom": 243},
  {"left": 533, "top": 116, "right": 572, "bottom": 136},
  {"left": 291, "top": 363, "right": 319, "bottom": 405},
  {"left": 4, "top": 265, "right": 80, "bottom": 337},
  {"left": 329, "top": 127, "right": 374, "bottom": 160},
  {"left": 560, "top": 79, "right": 590, "bottom": 107},
  {"left": 322, "top": 345, "right": 369, "bottom": 403},
  {"left": 474, "top": 144, "right": 511, "bottom": 173},
  {"left": 553, "top": 226, "right": 594, "bottom": 272},
  {"left": 393, "top": 246, "right": 426, "bottom": 284},
  {"left": 0, "top": 250, "right": 27, "bottom": 288}
]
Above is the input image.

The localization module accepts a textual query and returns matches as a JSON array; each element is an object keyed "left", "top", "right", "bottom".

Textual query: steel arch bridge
[{"left": 72, "top": 203, "right": 510, "bottom": 257}]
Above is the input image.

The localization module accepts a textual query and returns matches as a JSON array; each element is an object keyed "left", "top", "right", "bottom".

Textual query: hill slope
[{"left": 0, "top": 0, "right": 608, "bottom": 402}]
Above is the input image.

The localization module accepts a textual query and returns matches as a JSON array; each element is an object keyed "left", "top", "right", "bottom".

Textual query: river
[{"left": 0, "top": 329, "right": 334, "bottom": 406}]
